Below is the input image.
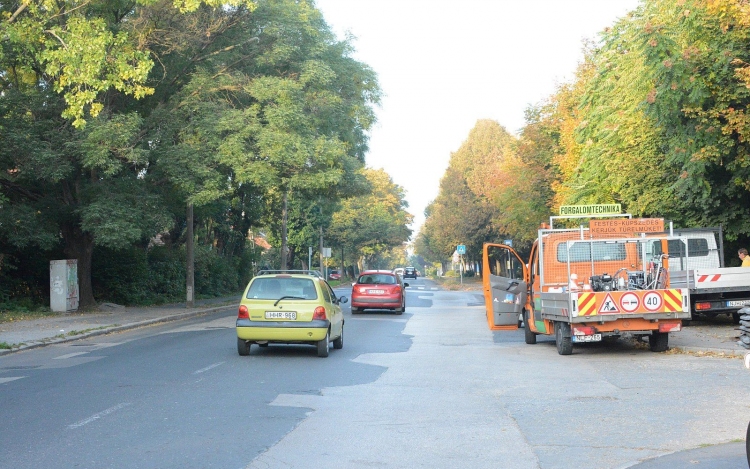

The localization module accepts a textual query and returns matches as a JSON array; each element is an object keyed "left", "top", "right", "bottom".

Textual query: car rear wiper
[{"left": 274, "top": 296, "right": 304, "bottom": 306}]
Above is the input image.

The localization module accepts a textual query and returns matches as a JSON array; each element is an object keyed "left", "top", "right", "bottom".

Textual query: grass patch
[
  {"left": 66, "top": 326, "right": 116, "bottom": 336},
  {"left": 0, "top": 342, "right": 11, "bottom": 349},
  {"left": 433, "top": 276, "right": 483, "bottom": 291}
]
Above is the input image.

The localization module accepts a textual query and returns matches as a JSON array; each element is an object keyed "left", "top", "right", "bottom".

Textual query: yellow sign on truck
[{"left": 559, "top": 204, "right": 621, "bottom": 216}]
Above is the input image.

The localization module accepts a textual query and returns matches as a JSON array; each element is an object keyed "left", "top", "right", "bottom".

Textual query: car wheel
[
  {"left": 746, "top": 420, "right": 750, "bottom": 468},
  {"left": 396, "top": 298, "right": 405, "bottom": 314},
  {"left": 733, "top": 311, "right": 741, "bottom": 324},
  {"left": 317, "top": 330, "right": 330, "bottom": 357},
  {"left": 555, "top": 321, "right": 572, "bottom": 355},
  {"left": 237, "top": 338, "right": 250, "bottom": 356},
  {"left": 333, "top": 326, "right": 344, "bottom": 350},
  {"left": 524, "top": 310, "right": 537, "bottom": 345},
  {"left": 648, "top": 331, "right": 669, "bottom": 352}
]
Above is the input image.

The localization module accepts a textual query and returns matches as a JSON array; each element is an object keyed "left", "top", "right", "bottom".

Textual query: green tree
[{"left": 328, "top": 168, "right": 412, "bottom": 270}]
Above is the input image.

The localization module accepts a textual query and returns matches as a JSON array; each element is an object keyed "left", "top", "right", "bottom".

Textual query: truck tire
[
  {"left": 649, "top": 331, "right": 669, "bottom": 352},
  {"left": 524, "top": 310, "right": 537, "bottom": 345},
  {"left": 555, "top": 321, "right": 572, "bottom": 355}
]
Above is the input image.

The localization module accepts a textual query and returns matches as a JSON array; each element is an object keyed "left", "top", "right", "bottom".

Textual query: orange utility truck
[{"left": 482, "top": 214, "right": 690, "bottom": 355}]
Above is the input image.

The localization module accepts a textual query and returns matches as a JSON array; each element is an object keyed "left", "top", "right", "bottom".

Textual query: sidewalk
[
  {"left": 0, "top": 296, "right": 241, "bottom": 355},
  {"left": 0, "top": 292, "right": 747, "bottom": 358}
]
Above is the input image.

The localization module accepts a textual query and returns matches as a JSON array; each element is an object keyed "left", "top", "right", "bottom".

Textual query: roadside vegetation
[
  {"left": 417, "top": 0, "right": 750, "bottom": 270},
  {"left": 0, "top": 1, "right": 411, "bottom": 311}
]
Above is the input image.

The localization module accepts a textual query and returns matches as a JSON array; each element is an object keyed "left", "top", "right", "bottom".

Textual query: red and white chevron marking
[{"left": 697, "top": 274, "right": 722, "bottom": 282}]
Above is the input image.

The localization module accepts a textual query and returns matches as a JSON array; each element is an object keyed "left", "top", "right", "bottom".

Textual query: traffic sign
[
  {"left": 598, "top": 293, "right": 619, "bottom": 314},
  {"left": 643, "top": 292, "right": 663, "bottom": 311},
  {"left": 619, "top": 292, "right": 640, "bottom": 313},
  {"left": 456, "top": 244, "right": 466, "bottom": 255}
]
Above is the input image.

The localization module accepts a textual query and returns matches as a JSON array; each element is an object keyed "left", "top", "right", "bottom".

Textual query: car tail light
[
  {"left": 392, "top": 286, "right": 401, "bottom": 294},
  {"left": 659, "top": 322, "right": 682, "bottom": 333},
  {"left": 573, "top": 326, "right": 596, "bottom": 336},
  {"left": 313, "top": 306, "right": 327, "bottom": 320},
  {"left": 238, "top": 305, "right": 249, "bottom": 319},
  {"left": 695, "top": 302, "right": 712, "bottom": 311}
]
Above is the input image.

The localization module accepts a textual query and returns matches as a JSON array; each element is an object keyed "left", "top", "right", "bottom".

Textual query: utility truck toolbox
[{"left": 482, "top": 214, "right": 690, "bottom": 355}]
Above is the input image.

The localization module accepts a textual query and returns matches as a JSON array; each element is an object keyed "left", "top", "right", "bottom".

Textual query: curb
[{"left": 0, "top": 304, "right": 232, "bottom": 356}]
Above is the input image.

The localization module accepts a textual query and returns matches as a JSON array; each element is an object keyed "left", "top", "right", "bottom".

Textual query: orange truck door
[{"left": 483, "top": 243, "right": 529, "bottom": 330}]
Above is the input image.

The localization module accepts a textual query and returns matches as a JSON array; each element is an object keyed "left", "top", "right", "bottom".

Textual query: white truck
[{"left": 646, "top": 226, "right": 750, "bottom": 323}]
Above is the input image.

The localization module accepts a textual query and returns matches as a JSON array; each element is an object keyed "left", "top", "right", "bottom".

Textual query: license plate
[
  {"left": 727, "top": 300, "right": 750, "bottom": 307},
  {"left": 573, "top": 334, "right": 602, "bottom": 343},
  {"left": 368, "top": 289, "right": 385, "bottom": 294},
  {"left": 265, "top": 311, "right": 297, "bottom": 320}
]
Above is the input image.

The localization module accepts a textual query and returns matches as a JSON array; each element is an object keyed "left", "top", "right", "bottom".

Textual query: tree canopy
[{"left": 419, "top": 0, "right": 750, "bottom": 266}]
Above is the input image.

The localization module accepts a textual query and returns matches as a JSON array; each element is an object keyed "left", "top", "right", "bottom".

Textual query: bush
[
  {"left": 194, "top": 246, "right": 248, "bottom": 297},
  {"left": 93, "top": 245, "right": 185, "bottom": 305}
]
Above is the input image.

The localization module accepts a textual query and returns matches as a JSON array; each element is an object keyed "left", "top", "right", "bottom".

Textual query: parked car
[
  {"left": 351, "top": 270, "right": 408, "bottom": 314},
  {"left": 236, "top": 272, "right": 347, "bottom": 357},
  {"left": 403, "top": 266, "right": 418, "bottom": 279},
  {"left": 328, "top": 270, "right": 341, "bottom": 280}
]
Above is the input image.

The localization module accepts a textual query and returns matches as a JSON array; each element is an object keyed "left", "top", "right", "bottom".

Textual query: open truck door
[{"left": 482, "top": 243, "right": 528, "bottom": 330}]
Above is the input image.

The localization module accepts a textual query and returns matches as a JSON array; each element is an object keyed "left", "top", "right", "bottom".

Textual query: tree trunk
[
  {"left": 281, "top": 191, "right": 288, "bottom": 270},
  {"left": 61, "top": 223, "right": 96, "bottom": 309}
]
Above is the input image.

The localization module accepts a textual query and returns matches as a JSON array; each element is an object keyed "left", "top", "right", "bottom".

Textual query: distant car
[
  {"left": 351, "top": 270, "right": 408, "bottom": 314},
  {"left": 393, "top": 267, "right": 405, "bottom": 276},
  {"left": 328, "top": 270, "right": 341, "bottom": 280},
  {"left": 236, "top": 273, "right": 347, "bottom": 357},
  {"left": 403, "top": 267, "right": 418, "bottom": 279}
]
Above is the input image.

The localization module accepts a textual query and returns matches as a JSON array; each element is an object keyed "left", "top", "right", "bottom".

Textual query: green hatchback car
[{"left": 236, "top": 272, "right": 347, "bottom": 357}]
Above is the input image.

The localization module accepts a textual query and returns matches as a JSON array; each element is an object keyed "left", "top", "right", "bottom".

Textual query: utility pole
[
  {"left": 186, "top": 203, "right": 194, "bottom": 308},
  {"left": 319, "top": 225, "right": 324, "bottom": 274}
]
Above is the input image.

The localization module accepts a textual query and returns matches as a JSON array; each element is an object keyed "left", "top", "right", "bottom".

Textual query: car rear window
[
  {"left": 357, "top": 274, "right": 397, "bottom": 285},
  {"left": 246, "top": 277, "right": 318, "bottom": 300}
]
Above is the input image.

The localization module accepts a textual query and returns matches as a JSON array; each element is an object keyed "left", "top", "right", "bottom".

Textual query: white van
[{"left": 643, "top": 230, "right": 721, "bottom": 271}]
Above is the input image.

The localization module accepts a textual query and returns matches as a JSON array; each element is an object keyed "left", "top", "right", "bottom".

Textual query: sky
[{"left": 314, "top": 0, "right": 643, "bottom": 238}]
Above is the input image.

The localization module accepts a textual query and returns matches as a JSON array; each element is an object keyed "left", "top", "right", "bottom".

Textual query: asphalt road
[{"left": 1, "top": 278, "right": 749, "bottom": 469}]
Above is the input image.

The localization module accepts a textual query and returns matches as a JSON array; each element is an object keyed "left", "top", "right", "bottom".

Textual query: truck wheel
[
  {"left": 555, "top": 322, "right": 572, "bottom": 355},
  {"left": 524, "top": 311, "right": 537, "bottom": 345},
  {"left": 649, "top": 332, "right": 669, "bottom": 352}
]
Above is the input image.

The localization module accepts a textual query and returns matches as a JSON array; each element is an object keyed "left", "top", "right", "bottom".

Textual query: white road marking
[
  {"left": 349, "top": 317, "right": 408, "bottom": 322},
  {"left": 0, "top": 377, "right": 26, "bottom": 384},
  {"left": 193, "top": 362, "right": 225, "bottom": 374},
  {"left": 54, "top": 352, "right": 90, "bottom": 360},
  {"left": 68, "top": 402, "right": 132, "bottom": 429}
]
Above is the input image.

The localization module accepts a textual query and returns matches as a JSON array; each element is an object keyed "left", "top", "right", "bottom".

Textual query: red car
[
  {"left": 328, "top": 270, "right": 341, "bottom": 280},
  {"left": 351, "top": 271, "right": 408, "bottom": 314}
]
